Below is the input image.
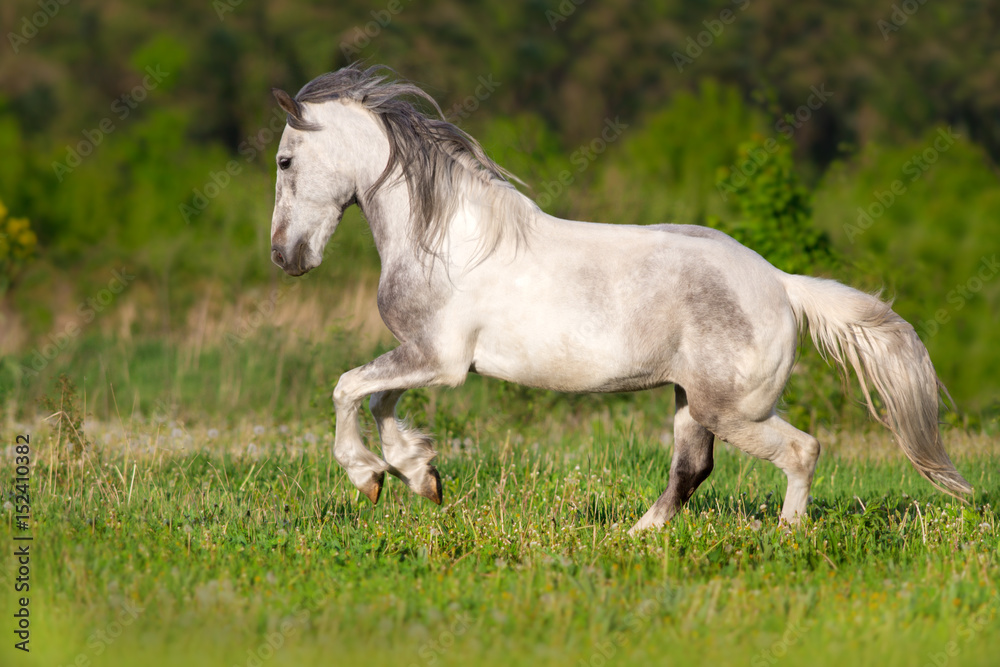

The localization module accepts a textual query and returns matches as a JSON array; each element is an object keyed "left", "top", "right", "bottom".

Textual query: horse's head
[
  {"left": 269, "top": 65, "right": 531, "bottom": 275},
  {"left": 268, "top": 88, "right": 380, "bottom": 276}
]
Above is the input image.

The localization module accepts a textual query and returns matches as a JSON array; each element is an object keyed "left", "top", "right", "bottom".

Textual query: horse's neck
[
  {"left": 360, "top": 176, "right": 490, "bottom": 272},
  {"left": 359, "top": 177, "right": 448, "bottom": 274}
]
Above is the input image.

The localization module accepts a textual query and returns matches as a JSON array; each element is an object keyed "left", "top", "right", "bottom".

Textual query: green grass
[{"left": 2, "top": 411, "right": 999, "bottom": 666}]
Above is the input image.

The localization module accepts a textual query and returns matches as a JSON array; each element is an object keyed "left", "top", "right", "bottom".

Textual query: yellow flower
[
  {"left": 0, "top": 204, "right": 37, "bottom": 277},
  {"left": 6, "top": 216, "right": 26, "bottom": 235},
  {"left": 17, "top": 225, "right": 36, "bottom": 248}
]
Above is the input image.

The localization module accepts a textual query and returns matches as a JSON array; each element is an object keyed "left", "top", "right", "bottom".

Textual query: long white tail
[{"left": 780, "top": 273, "right": 973, "bottom": 498}]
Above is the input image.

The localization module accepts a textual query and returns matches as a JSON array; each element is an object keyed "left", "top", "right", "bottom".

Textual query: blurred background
[{"left": 0, "top": 0, "right": 997, "bottom": 429}]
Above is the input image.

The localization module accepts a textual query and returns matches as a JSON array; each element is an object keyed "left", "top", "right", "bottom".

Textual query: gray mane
[{"left": 287, "top": 63, "right": 535, "bottom": 257}]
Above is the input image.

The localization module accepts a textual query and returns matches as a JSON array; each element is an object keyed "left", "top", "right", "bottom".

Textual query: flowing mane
[{"left": 285, "top": 63, "right": 536, "bottom": 257}]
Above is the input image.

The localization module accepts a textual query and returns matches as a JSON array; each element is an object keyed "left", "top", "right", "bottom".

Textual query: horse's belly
[{"left": 470, "top": 320, "right": 673, "bottom": 393}]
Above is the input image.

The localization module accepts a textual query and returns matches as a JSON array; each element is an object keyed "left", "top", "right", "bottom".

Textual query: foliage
[
  {"left": 0, "top": 198, "right": 37, "bottom": 294},
  {"left": 38, "top": 374, "right": 92, "bottom": 456},
  {"left": 813, "top": 132, "right": 1000, "bottom": 411},
  {"left": 591, "top": 80, "right": 764, "bottom": 227},
  {"left": 714, "top": 137, "right": 836, "bottom": 276},
  {"left": 5, "top": 1, "right": 1000, "bottom": 164},
  {"left": 1, "top": 0, "right": 998, "bottom": 417}
]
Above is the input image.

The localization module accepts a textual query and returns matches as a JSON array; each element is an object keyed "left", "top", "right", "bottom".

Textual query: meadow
[
  {"left": 3, "top": 3, "right": 1000, "bottom": 665},
  {"left": 2, "top": 363, "right": 999, "bottom": 667}
]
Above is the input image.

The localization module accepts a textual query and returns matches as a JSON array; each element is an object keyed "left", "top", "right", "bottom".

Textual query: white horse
[{"left": 268, "top": 64, "right": 971, "bottom": 533}]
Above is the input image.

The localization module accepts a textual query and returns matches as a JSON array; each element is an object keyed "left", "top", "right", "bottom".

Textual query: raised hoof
[
  {"left": 418, "top": 466, "right": 443, "bottom": 505},
  {"left": 360, "top": 471, "right": 385, "bottom": 504}
]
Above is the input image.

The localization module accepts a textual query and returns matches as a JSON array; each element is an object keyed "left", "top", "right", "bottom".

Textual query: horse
[{"left": 268, "top": 63, "right": 972, "bottom": 533}]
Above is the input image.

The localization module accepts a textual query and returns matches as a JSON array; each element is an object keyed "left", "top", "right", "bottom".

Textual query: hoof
[
  {"left": 628, "top": 505, "right": 671, "bottom": 536},
  {"left": 413, "top": 465, "right": 443, "bottom": 505},
  {"left": 387, "top": 463, "right": 444, "bottom": 504},
  {"left": 627, "top": 521, "right": 651, "bottom": 537},
  {"left": 421, "top": 466, "right": 443, "bottom": 505},
  {"left": 360, "top": 471, "right": 384, "bottom": 504}
]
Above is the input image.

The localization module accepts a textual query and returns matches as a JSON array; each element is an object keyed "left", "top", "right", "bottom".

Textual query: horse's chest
[{"left": 376, "top": 267, "right": 445, "bottom": 339}]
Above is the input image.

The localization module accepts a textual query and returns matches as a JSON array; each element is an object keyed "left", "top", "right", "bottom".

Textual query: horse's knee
[
  {"left": 332, "top": 374, "right": 357, "bottom": 409},
  {"left": 334, "top": 366, "right": 375, "bottom": 407},
  {"left": 332, "top": 382, "right": 346, "bottom": 407}
]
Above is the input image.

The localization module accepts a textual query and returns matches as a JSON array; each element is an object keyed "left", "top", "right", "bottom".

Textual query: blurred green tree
[{"left": 714, "top": 137, "right": 836, "bottom": 276}]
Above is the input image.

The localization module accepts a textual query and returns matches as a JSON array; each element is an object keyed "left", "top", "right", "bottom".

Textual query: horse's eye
[{"left": 278, "top": 157, "right": 292, "bottom": 170}]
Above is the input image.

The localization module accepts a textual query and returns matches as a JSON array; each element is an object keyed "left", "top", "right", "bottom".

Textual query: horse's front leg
[
  {"left": 369, "top": 389, "right": 442, "bottom": 504},
  {"left": 332, "top": 343, "right": 447, "bottom": 504}
]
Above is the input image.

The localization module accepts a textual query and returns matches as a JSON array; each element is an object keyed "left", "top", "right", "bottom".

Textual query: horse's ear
[{"left": 272, "top": 88, "right": 301, "bottom": 120}]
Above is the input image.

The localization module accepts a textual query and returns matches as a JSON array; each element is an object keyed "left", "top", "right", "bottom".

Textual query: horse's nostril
[{"left": 271, "top": 246, "right": 285, "bottom": 266}]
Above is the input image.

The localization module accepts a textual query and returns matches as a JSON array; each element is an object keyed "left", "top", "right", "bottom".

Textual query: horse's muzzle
[{"left": 270, "top": 242, "right": 311, "bottom": 276}]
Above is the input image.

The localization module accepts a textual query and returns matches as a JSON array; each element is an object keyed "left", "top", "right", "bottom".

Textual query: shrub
[{"left": 0, "top": 198, "right": 37, "bottom": 295}]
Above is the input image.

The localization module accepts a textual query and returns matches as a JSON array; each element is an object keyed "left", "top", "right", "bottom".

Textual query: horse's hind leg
[
  {"left": 629, "top": 386, "right": 715, "bottom": 534},
  {"left": 700, "top": 409, "right": 821, "bottom": 524},
  {"left": 369, "top": 389, "right": 442, "bottom": 504}
]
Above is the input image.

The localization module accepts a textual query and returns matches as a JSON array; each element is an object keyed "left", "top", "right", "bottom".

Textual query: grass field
[{"left": 2, "top": 380, "right": 999, "bottom": 667}]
